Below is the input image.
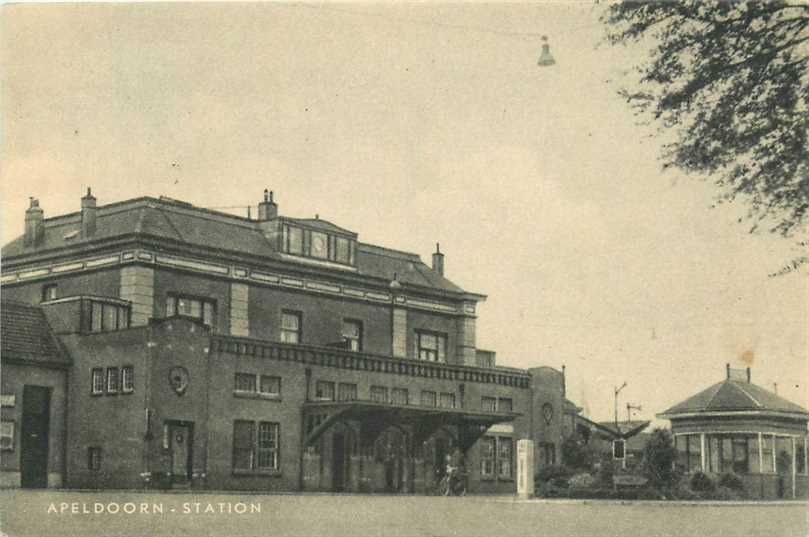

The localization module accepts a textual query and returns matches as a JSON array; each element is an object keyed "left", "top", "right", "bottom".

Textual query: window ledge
[
  {"left": 232, "top": 469, "right": 282, "bottom": 477},
  {"left": 233, "top": 391, "right": 282, "bottom": 401}
]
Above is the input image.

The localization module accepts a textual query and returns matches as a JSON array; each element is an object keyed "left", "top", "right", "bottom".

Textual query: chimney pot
[
  {"left": 258, "top": 189, "right": 278, "bottom": 221},
  {"left": 432, "top": 242, "right": 445, "bottom": 276},
  {"left": 726, "top": 363, "right": 731, "bottom": 380}
]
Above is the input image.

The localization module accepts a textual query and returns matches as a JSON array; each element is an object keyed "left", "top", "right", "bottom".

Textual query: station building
[{"left": 1, "top": 190, "right": 569, "bottom": 493}]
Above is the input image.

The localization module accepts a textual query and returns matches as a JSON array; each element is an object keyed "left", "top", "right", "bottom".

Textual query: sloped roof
[
  {"left": 1, "top": 301, "right": 71, "bottom": 367},
  {"left": 2, "top": 197, "right": 470, "bottom": 296},
  {"left": 660, "top": 379, "right": 808, "bottom": 417},
  {"left": 596, "top": 419, "right": 651, "bottom": 438}
]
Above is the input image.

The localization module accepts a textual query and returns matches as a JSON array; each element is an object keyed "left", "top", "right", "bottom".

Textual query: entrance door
[
  {"left": 434, "top": 436, "right": 449, "bottom": 481},
  {"left": 169, "top": 422, "right": 193, "bottom": 483},
  {"left": 21, "top": 386, "right": 51, "bottom": 489},
  {"left": 332, "top": 432, "right": 346, "bottom": 492}
]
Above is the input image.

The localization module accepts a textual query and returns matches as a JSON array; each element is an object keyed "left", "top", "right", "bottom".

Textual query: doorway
[
  {"left": 332, "top": 431, "right": 346, "bottom": 492},
  {"left": 21, "top": 386, "right": 51, "bottom": 489},
  {"left": 167, "top": 421, "right": 193, "bottom": 485}
]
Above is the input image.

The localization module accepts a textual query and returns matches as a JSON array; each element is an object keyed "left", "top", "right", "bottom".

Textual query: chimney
[
  {"left": 746, "top": 367, "right": 751, "bottom": 383},
  {"left": 432, "top": 242, "right": 444, "bottom": 276},
  {"left": 258, "top": 189, "right": 278, "bottom": 221},
  {"left": 726, "top": 363, "right": 731, "bottom": 380},
  {"left": 81, "top": 188, "right": 97, "bottom": 239},
  {"left": 24, "top": 197, "right": 45, "bottom": 247}
]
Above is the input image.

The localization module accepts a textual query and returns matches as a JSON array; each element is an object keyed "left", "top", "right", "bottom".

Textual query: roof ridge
[
  {"left": 703, "top": 381, "right": 726, "bottom": 410},
  {"left": 153, "top": 205, "right": 187, "bottom": 243},
  {"left": 729, "top": 380, "right": 763, "bottom": 408}
]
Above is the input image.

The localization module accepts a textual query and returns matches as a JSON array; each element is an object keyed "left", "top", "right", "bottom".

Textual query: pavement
[{"left": 1, "top": 490, "right": 807, "bottom": 537}]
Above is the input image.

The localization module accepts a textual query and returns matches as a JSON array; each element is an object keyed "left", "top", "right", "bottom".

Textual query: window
[
  {"left": 498, "top": 438, "right": 514, "bottom": 478},
  {"left": 797, "top": 444, "right": 806, "bottom": 475},
  {"left": 121, "top": 366, "right": 135, "bottom": 393},
  {"left": 281, "top": 224, "right": 356, "bottom": 265},
  {"left": 41, "top": 284, "right": 57, "bottom": 303},
  {"left": 106, "top": 367, "right": 119, "bottom": 394},
  {"left": 233, "top": 421, "right": 255, "bottom": 471},
  {"left": 89, "top": 301, "right": 130, "bottom": 333},
  {"left": 760, "top": 435, "right": 774, "bottom": 473},
  {"left": 88, "top": 447, "right": 102, "bottom": 470},
  {"left": 391, "top": 388, "right": 409, "bottom": 406},
  {"left": 257, "top": 422, "right": 280, "bottom": 471},
  {"left": 284, "top": 225, "right": 304, "bottom": 255},
  {"left": 732, "top": 437, "right": 749, "bottom": 474},
  {"left": 260, "top": 376, "right": 281, "bottom": 397},
  {"left": 281, "top": 311, "right": 302, "bottom": 344},
  {"left": 416, "top": 331, "right": 447, "bottom": 362},
  {"left": 498, "top": 398, "right": 513, "bottom": 413},
  {"left": 0, "top": 421, "right": 14, "bottom": 451},
  {"left": 235, "top": 373, "right": 257, "bottom": 393},
  {"left": 706, "top": 434, "right": 751, "bottom": 474},
  {"left": 233, "top": 421, "right": 279, "bottom": 472},
  {"left": 338, "top": 383, "right": 357, "bottom": 401},
  {"left": 342, "top": 319, "right": 363, "bottom": 352},
  {"left": 315, "top": 381, "right": 335, "bottom": 401},
  {"left": 91, "top": 368, "right": 104, "bottom": 395},
  {"left": 370, "top": 386, "right": 389, "bottom": 403},
  {"left": 480, "top": 437, "right": 495, "bottom": 477},
  {"left": 420, "top": 390, "right": 437, "bottom": 407},
  {"left": 166, "top": 295, "right": 215, "bottom": 329},
  {"left": 438, "top": 392, "right": 456, "bottom": 409},
  {"left": 481, "top": 397, "right": 497, "bottom": 412},
  {"left": 310, "top": 231, "right": 329, "bottom": 259},
  {"left": 335, "top": 237, "right": 350, "bottom": 264}
]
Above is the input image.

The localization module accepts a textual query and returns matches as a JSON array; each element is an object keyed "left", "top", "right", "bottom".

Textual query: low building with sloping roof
[
  {"left": 0, "top": 300, "right": 71, "bottom": 488},
  {"left": 659, "top": 365, "right": 809, "bottom": 499}
]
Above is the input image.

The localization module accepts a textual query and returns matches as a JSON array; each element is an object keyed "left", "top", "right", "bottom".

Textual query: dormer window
[
  {"left": 85, "top": 299, "right": 131, "bottom": 333},
  {"left": 280, "top": 223, "right": 356, "bottom": 266}
]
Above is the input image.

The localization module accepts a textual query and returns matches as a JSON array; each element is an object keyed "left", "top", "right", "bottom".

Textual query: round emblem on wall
[
  {"left": 168, "top": 366, "right": 190, "bottom": 395},
  {"left": 542, "top": 403, "right": 553, "bottom": 424}
]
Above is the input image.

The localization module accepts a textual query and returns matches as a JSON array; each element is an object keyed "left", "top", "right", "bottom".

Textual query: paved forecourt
[{"left": 1, "top": 491, "right": 807, "bottom": 537}]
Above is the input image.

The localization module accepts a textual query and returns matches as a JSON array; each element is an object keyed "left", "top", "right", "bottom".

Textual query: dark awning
[{"left": 303, "top": 400, "right": 520, "bottom": 449}]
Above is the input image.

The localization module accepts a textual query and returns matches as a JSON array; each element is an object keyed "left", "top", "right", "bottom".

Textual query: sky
[{"left": 2, "top": 2, "right": 807, "bottom": 426}]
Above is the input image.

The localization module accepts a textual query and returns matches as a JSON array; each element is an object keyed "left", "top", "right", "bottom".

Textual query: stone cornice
[
  {"left": 2, "top": 247, "right": 477, "bottom": 317},
  {"left": 211, "top": 336, "right": 530, "bottom": 389}
]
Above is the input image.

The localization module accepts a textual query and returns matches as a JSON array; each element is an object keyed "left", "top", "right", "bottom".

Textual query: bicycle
[{"left": 439, "top": 465, "right": 467, "bottom": 496}]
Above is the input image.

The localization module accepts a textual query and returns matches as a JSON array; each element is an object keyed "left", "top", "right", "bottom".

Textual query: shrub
[
  {"left": 710, "top": 485, "right": 746, "bottom": 501},
  {"left": 642, "top": 429, "right": 678, "bottom": 487},
  {"left": 568, "top": 472, "right": 595, "bottom": 490},
  {"left": 690, "top": 471, "right": 715, "bottom": 492},
  {"left": 596, "top": 457, "right": 615, "bottom": 487},
  {"left": 561, "top": 434, "right": 594, "bottom": 471},
  {"left": 536, "top": 464, "right": 573, "bottom": 484},
  {"left": 717, "top": 473, "right": 744, "bottom": 491}
]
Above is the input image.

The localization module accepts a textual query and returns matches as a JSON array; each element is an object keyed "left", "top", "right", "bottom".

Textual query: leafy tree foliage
[
  {"left": 603, "top": 2, "right": 809, "bottom": 244},
  {"left": 641, "top": 428, "right": 678, "bottom": 486},
  {"left": 561, "top": 433, "right": 594, "bottom": 471}
]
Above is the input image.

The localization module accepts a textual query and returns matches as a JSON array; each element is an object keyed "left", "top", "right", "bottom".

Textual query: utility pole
[{"left": 614, "top": 382, "right": 627, "bottom": 429}]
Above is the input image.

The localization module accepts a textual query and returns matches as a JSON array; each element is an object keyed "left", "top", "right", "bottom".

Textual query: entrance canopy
[{"left": 303, "top": 400, "right": 521, "bottom": 450}]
